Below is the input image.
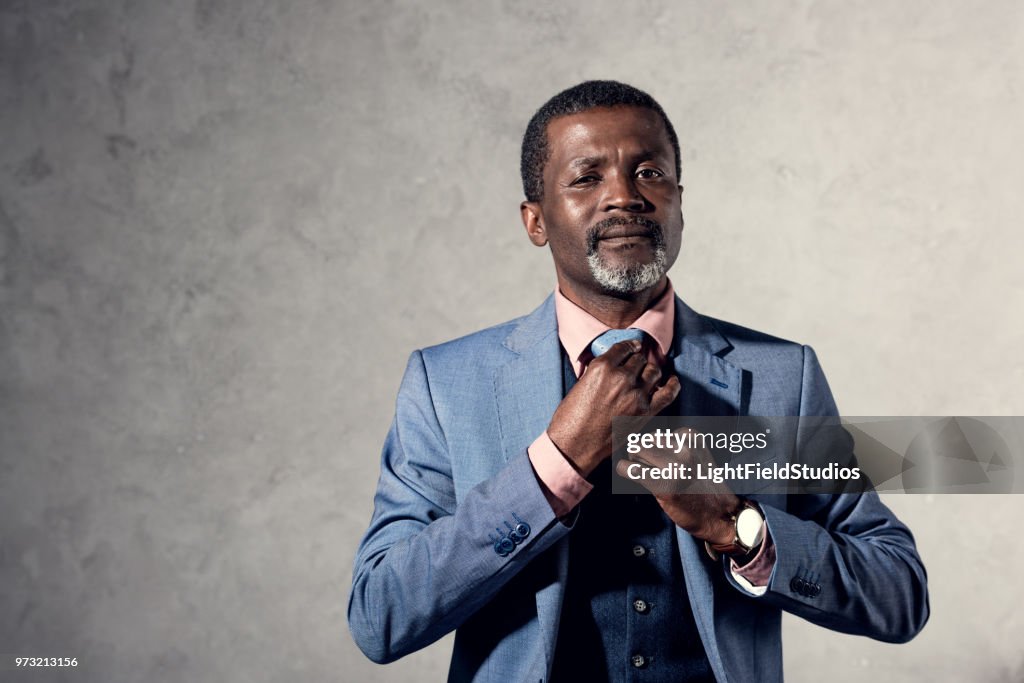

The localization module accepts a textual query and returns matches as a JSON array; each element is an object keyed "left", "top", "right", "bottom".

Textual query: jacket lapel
[
  {"left": 673, "top": 297, "right": 743, "bottom": 419},
  {"left": 493, "top": 295, "right": 564, "bottom": 464}
]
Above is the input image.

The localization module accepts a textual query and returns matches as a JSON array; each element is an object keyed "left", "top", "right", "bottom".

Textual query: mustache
[{"left": 586, "top": 216, "right": 665, "bottom": 254}]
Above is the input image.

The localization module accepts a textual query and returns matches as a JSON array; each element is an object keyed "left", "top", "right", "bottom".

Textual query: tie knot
[{"left": 590, "top": 328, "right": 647, "bottom": 358}]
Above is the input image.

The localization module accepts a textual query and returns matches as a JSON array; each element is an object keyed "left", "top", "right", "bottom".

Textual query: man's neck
[{"left": 557, "top": 277, "right": 670, "bottom": 329}]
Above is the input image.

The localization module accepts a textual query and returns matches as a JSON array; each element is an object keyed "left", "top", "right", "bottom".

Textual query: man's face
[{"left": 521, "top": 106, "right": 683, "bottom": 299}]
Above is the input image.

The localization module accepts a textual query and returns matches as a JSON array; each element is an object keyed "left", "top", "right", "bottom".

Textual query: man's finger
[
  {"left": 649, "top": 375, "right": 681, "bottom": 415},
  {"left": 595, "top": 338, "right": 643, "bottom": 367},
  {"left": 614, "top": 457, "right": 673, "bottom": 497},
  {"left": 621, "top": 350, "right": 647, "bottom": 376},
  {"left": 615, "top": 456, "right": 658, "bottom": 481},
  {"left": 631, "top": 447, "right": 671, "bottom": 468},
  {"left": 639, "top": 362, "right": 662, "bottom": 393},
  {"left": 614, "top": 456, "right": 639, "bottom": 480}
]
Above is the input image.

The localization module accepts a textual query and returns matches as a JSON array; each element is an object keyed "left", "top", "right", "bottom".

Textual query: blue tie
[{"left": 589, "top": 328, "right": 647, "bottom": 358}]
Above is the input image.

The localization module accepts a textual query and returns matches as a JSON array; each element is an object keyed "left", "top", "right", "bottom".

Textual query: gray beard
[
  {"left": 585, "top": 217, "right": 668, "bottom": 294},
  {"left": 587, "top": 248, "right": 667, "bottom": 294}
]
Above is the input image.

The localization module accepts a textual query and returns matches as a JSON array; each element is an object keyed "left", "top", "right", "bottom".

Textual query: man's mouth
[{"left": 597, "top": 231, "right": 655, "bottom": 242}]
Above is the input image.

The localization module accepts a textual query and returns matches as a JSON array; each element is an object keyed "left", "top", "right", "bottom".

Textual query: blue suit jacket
[{"left": 349, "top": 295, "right": 929, "bottom": 682}]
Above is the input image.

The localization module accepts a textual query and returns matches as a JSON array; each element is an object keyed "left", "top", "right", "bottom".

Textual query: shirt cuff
[
  {"left": 527, "top": 432, "right": 594, "bottom": 518},
  {"left": 729, "top": 525, "right": 776, "bottom": 596}
]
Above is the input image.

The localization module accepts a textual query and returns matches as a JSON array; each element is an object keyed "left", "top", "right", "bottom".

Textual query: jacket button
[
  {"left": 632, "top": 544, "right": 647, "bottom": 558},
  {"left": 633, "top": 599, "right": 649, "bottom": 614},
  {"left": 631, "top": 654, "right": 646, "bottom": 668}
]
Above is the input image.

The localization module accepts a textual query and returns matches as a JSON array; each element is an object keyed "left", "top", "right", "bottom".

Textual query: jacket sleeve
[
  {"left": 347, "top": 350, "right": 572, "bottom": 663},
  {"left": 725, "top": 345, "right": 930, "bottom": 643}
]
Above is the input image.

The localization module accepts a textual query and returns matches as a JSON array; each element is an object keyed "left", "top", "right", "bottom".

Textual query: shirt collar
[{"left": 554, "top": 280, "right": 676, "bottom": 373}]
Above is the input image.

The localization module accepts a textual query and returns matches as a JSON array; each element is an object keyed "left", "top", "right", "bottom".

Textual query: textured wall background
[{"left": 2, "top": 1, "right": 1023, "bottom": 681}]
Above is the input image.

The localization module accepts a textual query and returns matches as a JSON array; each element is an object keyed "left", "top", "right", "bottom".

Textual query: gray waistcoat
[{"left": 550, "top": 350, "right": 715, "bottom": 682}]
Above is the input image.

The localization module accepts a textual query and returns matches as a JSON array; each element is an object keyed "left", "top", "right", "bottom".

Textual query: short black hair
[{"left": 520, "top": 80, "right": 681, "bottom": 202}]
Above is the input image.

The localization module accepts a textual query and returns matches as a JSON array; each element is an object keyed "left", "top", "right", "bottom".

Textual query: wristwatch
[{"left": 704, "top": 499, "right": 765, "bottom": 561}]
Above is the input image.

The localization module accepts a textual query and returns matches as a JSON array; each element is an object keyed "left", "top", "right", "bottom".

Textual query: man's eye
[
  {"left": 637, "top": 168, "right": 664, "bottom": 179},
  {"left": 571, "top": 174, "right": 599, "bottom": 185}
]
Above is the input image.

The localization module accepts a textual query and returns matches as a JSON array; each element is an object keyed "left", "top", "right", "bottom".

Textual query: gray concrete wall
[{"left": 2, "top": 1, "right": 1022, "bottom": 681}]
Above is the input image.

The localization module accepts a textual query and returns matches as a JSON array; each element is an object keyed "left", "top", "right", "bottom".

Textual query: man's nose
[{"left": 603, "top": 173, "right": 647, "bottom": 212}]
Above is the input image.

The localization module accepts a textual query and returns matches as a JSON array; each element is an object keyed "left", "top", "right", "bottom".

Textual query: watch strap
[{"left": 704, "top": 499, "right": 764, "bottom": 560}]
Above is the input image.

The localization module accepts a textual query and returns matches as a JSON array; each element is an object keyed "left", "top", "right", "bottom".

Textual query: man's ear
[
  {"left": 520, "top": 201, "right": 548, "bottom": 247},
  {"left": 678, "top": 184, "right": 685, "bottom": 231}
]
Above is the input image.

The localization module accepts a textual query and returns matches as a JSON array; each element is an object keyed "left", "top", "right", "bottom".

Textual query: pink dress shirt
[{"left": 527, "top": 281, "right": 776, "bottom": 588}]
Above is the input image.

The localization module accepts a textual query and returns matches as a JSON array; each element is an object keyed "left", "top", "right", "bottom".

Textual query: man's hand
[
  {"left": 614, "top": 430, "right": 740, "bottom": 545},
  {"left": 547, "top": 339, "right": 680, "bottom": 477}
]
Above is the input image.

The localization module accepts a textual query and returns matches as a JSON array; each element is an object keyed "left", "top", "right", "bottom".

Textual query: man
[{"left": 348, "top": 81, "right": 928, "bottom": 682}]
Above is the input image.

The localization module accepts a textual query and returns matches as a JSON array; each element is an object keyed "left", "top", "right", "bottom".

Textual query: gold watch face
[{"left": 736, "top": 507, "right": 765, "bottom": 549}]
